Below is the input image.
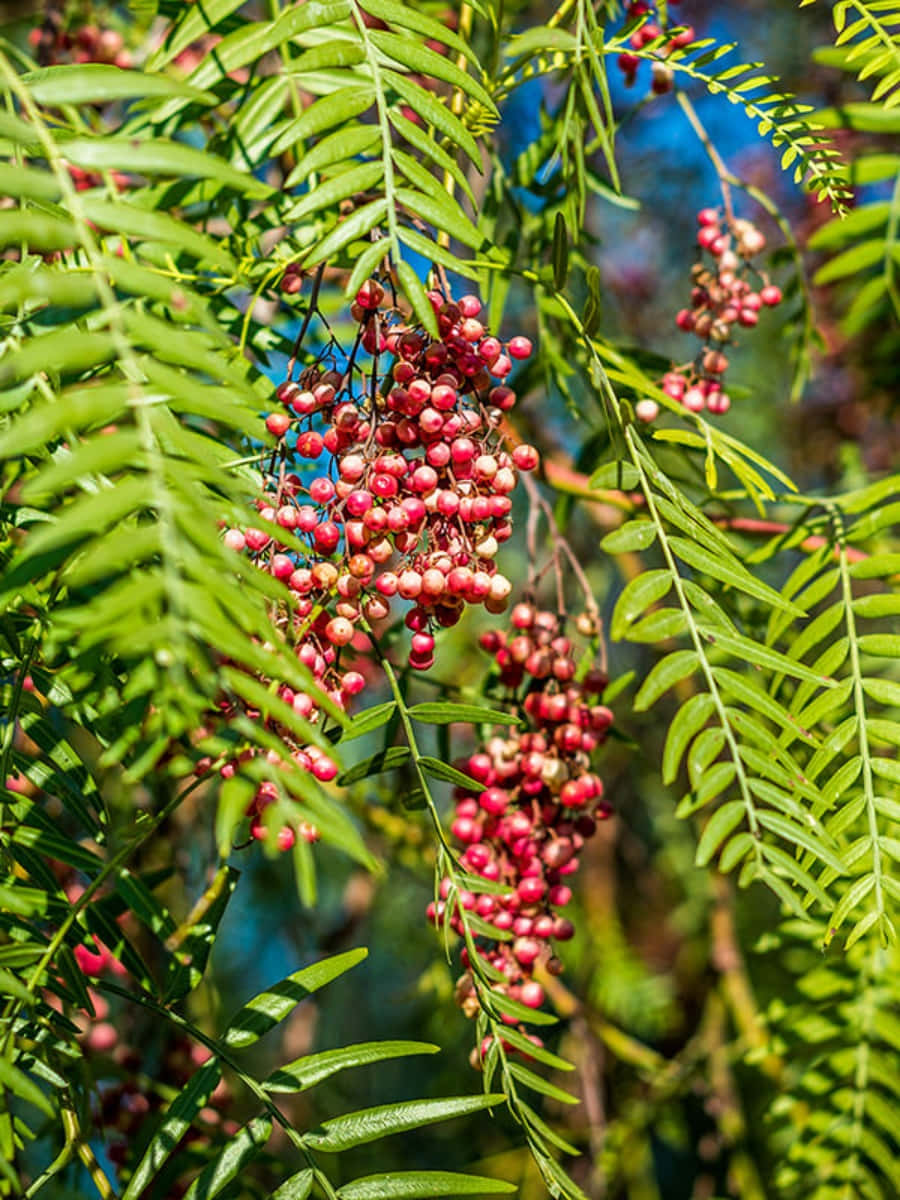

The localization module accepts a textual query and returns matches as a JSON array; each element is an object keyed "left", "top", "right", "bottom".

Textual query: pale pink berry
[{"left": 635, "top": 399, "right": 659, "bottom": 422}]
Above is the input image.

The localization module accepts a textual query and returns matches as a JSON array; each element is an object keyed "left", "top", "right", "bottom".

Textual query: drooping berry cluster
[
  {"left": 219, "top": 283, "right": 538, "bottom": 850},
  {"left": 636, "top": 208, "right": 783, "bottom": 422},
  {"left": 616, "top": 1, "right": 694, "bottom": 94},
  {"left": 428, "top": 603, "right": 613, "bottom": 1029}
]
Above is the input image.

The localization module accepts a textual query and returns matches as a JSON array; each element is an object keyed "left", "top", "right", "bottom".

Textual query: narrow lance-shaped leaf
[
  {"left": 303, "top": 1093, "right": 507, "bottom": 1151},
  {"left": 264, "top": 1040, "right": 440, "bottom": 1093},
  {"left": 183, "top": 1116, "right": 272, "bottom": 1200},
  {"left": 122, "top": 1060, "right": 221, "bottom": 1200},
  {"left": 223, "top": 948, "right": 368, "bottom": 1048},
  {"left": 337, "top": 1172, "right": 516, "bottom": 1199}
]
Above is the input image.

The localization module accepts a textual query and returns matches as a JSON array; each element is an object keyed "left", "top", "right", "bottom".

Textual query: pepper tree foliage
[{"left": 1, "top": 0, "right": 899, "bottom": 1197}]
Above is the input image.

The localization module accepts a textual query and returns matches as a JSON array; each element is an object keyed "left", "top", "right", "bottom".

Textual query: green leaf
[
  {"left": 288, "top": 124, "right": 381, "bottom": 185},
  {"left": 663, "top": 694, "right": 716, "bottom": 784},
  {"left": 272, "top": 87, "right": 376, "bottom": 156},
  {"left": 0, "top": 165, "right": 60, "bottom": 203},
  {"left": 304, "top": 1094, "right": 506, "bottom": 1151},
  {"left": 341, "top": 702, "right": 398, "bottom": 742},
  {"left": 601, "top": 520, "right": 657, "bottom": 553},
  {"left": 338, "top": 746, "right": 411, "bottom": 786},
  {"left": 489, "top": 989, "right": 558, "bottom": 1026},
  {"left": 286, "top": 162, "right": 384, "bottom": 223},
  {"left": 552, "top": 211, "right": 569, "bottom": 290},
  {"left": 304, "top": 199, "right": 389, "bottom": 267},
  {"left": 146, "top": 0, "right": 248, "bottom": 69},
  {"left": 850, "top": 553, "right": 900, "bottom": 579},
  {"left": 387, "top": 109, "right": 476, "bottom": 206},
  {"left": 223, "top": 948, "right": 368, "bottom": 1048},
  {"left": 23, "top": 64, "right": 216, "bottom": 105},
  {"left": 857, "top": 634, "right": 900, "bottom": 657},
  {"left": 395, "top": 258, "right": 439, "bottom": 338},
  {"left": 720, "top": 832, "right": 755, "bottom": 871},
  {"left": 610, "top": 570, "right": 671, "bottom": 639},
  {"left": 81, "top": 199, "right": 237, "bottom": 270},
  {"left": 852, "top": 594, "right": 900, "bottom": 619},
  {"left": 338, "top": 1172, "right": 515, "bottom": 1199},
  {"left": 419, "top": 756, "right": 482, "bottom": 790},
  {"left": 698, "top": 628, "right": 839, "bottom": 687},
  {"left": 668, "top": 536, "right": 804, "bottom": 616},
  {"left": 712, "top": 668, "right": 819, "bottom": 743},
  {"left": 813, "top": 238, "right": 889, "bottom": 284},
  {"left": 828, "top": 875, "right": 876, "bottom": 937},
  {"left": 264, "top": 1041, "right": 439, "bottom": 1093},
  {"left": 517, "top": 1101, "right": 579, "bottom": 1157},
  {"left": 395, "top": 186, "right": 484, "bottom": 251},
  {"left": 755, "top": 812, "right": 847, "bottom": 875},
  {"left": 862, "top": 678, "right": 900, "bottom": 707},
  {"left": 0, "top": 212, "right": 77, "bottom": 252},
  {"left": 385, "top": 72, "right": 481, "bottom": 165},
  {"left": 182, "top": 1, "right": 353, "bottom": 91},
  {"left": 6, "top": 478, "right": 151, "bottom": 575},
  {"left": 622, "top": 607, "right": 687, "bottom": 643},
  {"left": 407, "top": 702, "right": 519, "bottom": 726},
  {"left": 122, "top": 1060, "right": 221, "bottom": 1199},
  {"left": 368, "top": 31, "right": 497, "bottom": 114},
  {"left": 696, "top": 800, "right": 747, "bottom": 866},
  {"left": 60, "top": 137, "right": 271, "bottom": 196},
  {"left": 183, "top": 1116, "right": 272, "bottom": 1200},
  {"left": 24, "top": 431, "right": 144, "bottom": 500},
  {"left": 590, "top": 462, "right": 640, "bottom": 490},
  {"left": 633, "top": 650, "right": 699, "bottom": 711},
  {"left": 0, "top": 1057, "right": 53, "bottom": 1118},
  {"left": 272, "top": 1171, "right": 314, "bottom": 1200},
  {"left": 0, "top": 968, "right": 32, "bottom": 1004},
  {"left": 359, "top": 0, "right": 478, "bottom": 64},
  {"left": 11, "top": 823, "right": 104, "bottom": 874},
  {"left": 507, "top": 1062, "right": 579, "bottom": 1105}
]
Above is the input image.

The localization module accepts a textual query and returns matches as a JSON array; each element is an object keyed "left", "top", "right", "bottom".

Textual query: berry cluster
[
  {"left": 636, "top": 208, "right": 783, "bottom": 422},
  {"left": 219, "top": 283, "right": 539, "bottom": 850},
  {"left": 428, "top": 603, "right": 613, "bottom": 1030},
  {"left": 28, "top": 22, "right": 132, "bottom": 69},
  {"left": 616, "top": 1, "right": 694, "bottom": 94}
]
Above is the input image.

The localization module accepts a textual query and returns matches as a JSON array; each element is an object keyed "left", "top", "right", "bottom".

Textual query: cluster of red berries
[
  {"left": 219, "top": 282, "right": 538, "bottom": 850},
  {"left": 616, "top": 1, "right": 694, "bottom": 93},
  {"left": 428, "top": 603, "right": 613, "bottom": 1035},
  {"left": 28, "top": 22, "right": 132, "bottom": 69},
  {"left": 636, "top": 209, "right": 783, "bottom": 422}
]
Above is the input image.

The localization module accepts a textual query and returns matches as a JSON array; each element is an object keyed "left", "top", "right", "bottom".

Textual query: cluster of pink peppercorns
[
  {"left": 218, "top": 282, "right": 539, "bottom": 851},
  {"left": 428, "top": 603, "right": 613, "bottom": 1042},
  {"left": 635, "top": 208, "right": 783, "bottom": 423},
  {"left": 616, "top": 0, "right": 694, "bottom": 94}
]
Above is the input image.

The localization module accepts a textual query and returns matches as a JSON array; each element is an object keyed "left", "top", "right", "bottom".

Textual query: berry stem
[{"left": 676, "top": 91, "right": 735, "bottom": 225}]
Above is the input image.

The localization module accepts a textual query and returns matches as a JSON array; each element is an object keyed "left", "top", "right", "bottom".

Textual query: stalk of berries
[
  {"left": 217, "top": 282, "right": 539, "bottom": 851},
  {"left": 616, "top": 1, "right": 694, "bottom": 93},
  {"left": 636, "top": 207, "right": 783, "bottom": 423},
  {"left": 428, "top": 602, "right": 613, "bottom": 1040}
]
